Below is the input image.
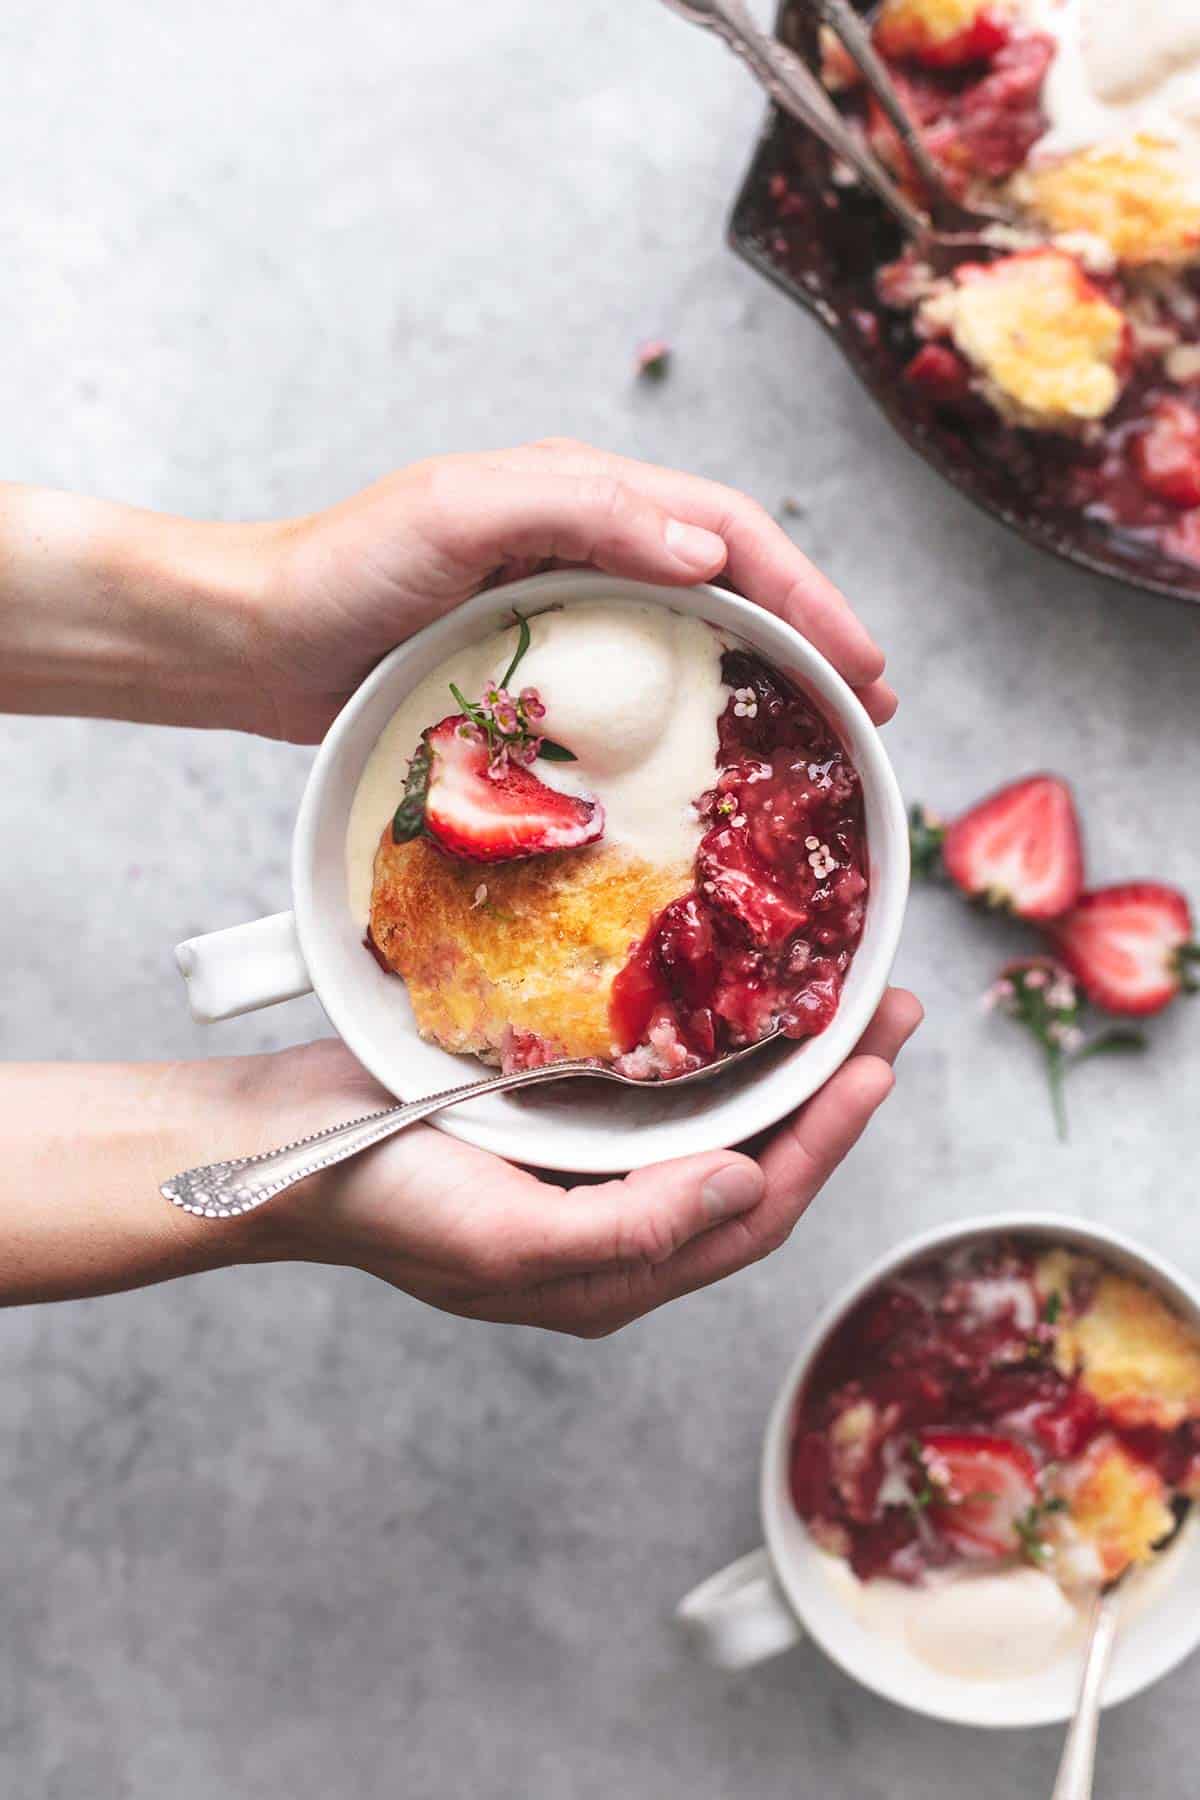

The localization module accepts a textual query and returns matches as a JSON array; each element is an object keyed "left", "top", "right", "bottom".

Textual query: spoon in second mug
[
  {"left": 1049, "top": 1584, "right": 1124, "bottom": 1800},
  {"left": 1050, "top": 1503, "right": 1189, "bottom": 1800},
  {"left": 159, "top": 1027, "right": 786, "bottom": 1220}
]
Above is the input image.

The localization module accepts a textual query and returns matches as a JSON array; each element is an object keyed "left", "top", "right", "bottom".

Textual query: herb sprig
[
  {"left": 1014, "top": 1496, "right": 1068, "bottom": 1566},
  {"left": 984, "top": 958, "right": 1146, "bottom": 1140},
  {"left": 449, "top": 613, "right": 576, "bottom": 774}
]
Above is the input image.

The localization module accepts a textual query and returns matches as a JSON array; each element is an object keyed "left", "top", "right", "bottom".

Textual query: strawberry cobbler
[
  {"left": 784, "top": 0, "right": 1200, "bottom": 561},
  {"left": 346, "top": 602, "right": 869, "bottom": 1079},
  {"left": 791, "top": 1235, "right": 1200, "bottom": 1591}
]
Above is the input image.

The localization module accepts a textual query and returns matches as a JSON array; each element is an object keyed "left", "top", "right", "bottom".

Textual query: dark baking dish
[{"left": 727, "top": 0, "right": 1200, "bottom": 606}]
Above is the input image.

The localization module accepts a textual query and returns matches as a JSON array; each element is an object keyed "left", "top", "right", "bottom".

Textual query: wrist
[
  {"left": 0, "top": 483, "right": 285, "bottom": 733},
  {"left": 195, "top": 1040, "right": 389, "bottom": 1271}
]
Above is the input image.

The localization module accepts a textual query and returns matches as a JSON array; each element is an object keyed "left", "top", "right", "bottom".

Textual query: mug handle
[
  {"left": 175, "top": 912, "right": 313, "bottom": 1023},
  {"left": 675, "top": 1549, "right": 803, "bottom": 1670}
]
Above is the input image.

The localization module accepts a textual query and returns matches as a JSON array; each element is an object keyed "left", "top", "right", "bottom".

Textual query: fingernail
[
  {"left": 701, "top": 1161, "right": 765, "bottom": 1221},
  {"left": 665, "top": 518, "right": 726, "bottom": 574}
]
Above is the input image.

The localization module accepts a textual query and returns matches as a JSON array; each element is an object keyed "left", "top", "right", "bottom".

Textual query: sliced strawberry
[
  {"left": 942, "top": 774, "right": 1084, "bottom": 920},
  {"left": 1050, "top": 883, "right": 1199, "bottom": 1016},
  {"left": 917, "top": 1430, "right": 1038, "bottom": 1559},
  {"left": 402, "top": 715, "right": 604, "bottom": 864}
]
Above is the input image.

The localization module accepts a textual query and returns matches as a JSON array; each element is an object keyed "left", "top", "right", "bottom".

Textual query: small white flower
[
  {"left": 982, "top": 977, "right": 1015, "bottom": 1013},
  {"left": 1023, "top": 967, "right": 1049, "bottom": 990},
  {"left": 731, "top": 813, "right": 747, "bottom": 829},
  {"left": 1046, "top": 979, "right": 1077, "bottom": 1012},
  {"left": 1048, "top": 1022, "right": 1085, "bottom": 1053},
  {"left": 732, "top": 686, "right": 759, "bottom": 719},
  {"left": 805, "top": 835, "right": 819, "bottom": 851}
]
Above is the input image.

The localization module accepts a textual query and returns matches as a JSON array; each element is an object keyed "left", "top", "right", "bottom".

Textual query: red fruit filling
[
  {"left": 610, "top": 651, "right": 868, "bottom": 1070},
  {"left": 874, "top": 2, "right": 1011, "bottom": 72},
  {"left": 789, "top": 1237, "right": 1197, "bottom": 1585},
  {"left": 1132, "top": 398, "right": 1200, "bottom": 509}
]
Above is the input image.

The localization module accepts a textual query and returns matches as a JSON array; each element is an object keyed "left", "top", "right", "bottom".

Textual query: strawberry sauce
[{"left": 609, "top": 650, "right": 868, "bottom": 1068}]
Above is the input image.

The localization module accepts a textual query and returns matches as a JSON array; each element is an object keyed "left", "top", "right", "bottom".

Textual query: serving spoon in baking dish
[
  {"left": 660, "top": 0, "right": 1009, "bottom": 251},
  {"left": 160, "top": 1028, "right": 787, "bottom": 1220}
]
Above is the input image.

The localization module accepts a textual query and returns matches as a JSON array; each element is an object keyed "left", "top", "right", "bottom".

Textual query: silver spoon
[
  {"left": 1050, "top": 1584, "right": 1124, "bottom": 1800},
  {"left": 660, "top": 0, "right": 1005, "bottom": 252},
  {"left": 1050, "top": 1503, "right": 1187, "bottom": 1800},
  {"left": 160, "top": 1028, "right": 785, "bottom": 1219}
]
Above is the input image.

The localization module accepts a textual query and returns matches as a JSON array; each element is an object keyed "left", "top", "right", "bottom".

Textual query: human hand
[
  {"left": 251, "top": 988, "right": 921, "bottom": 1336},
  {"left": 252, "top": 440, "right": 897, "bottom": 742}
]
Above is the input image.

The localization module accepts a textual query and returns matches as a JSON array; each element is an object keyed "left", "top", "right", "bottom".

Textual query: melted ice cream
[
  {"left": 830, "top": 1562, "right": 1086, "bottom": 1680},
  {"left": 345, "top": 599, "right": 727, "bottom": 922},
  {"left": 1031, "top": 0, "right": 1200, "bottom": 173}
]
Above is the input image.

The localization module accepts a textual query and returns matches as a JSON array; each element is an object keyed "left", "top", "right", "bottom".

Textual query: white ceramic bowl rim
[
  {"left": 758, "top": 1211, "right": 1200, "bottom": 1728},
  {"left": 288, "top": 571, "right": 910, "bottom": 1174}
]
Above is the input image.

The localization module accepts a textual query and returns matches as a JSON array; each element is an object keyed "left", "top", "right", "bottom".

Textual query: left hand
[{"left": 250, "top": 439, "right": 897, "bottom": 742}]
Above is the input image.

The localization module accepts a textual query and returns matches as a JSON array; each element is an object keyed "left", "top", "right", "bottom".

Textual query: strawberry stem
[
  {"left": 1176, "top": 942, "right": 1200, "bottom": 995},
  {"left": 908, "top": 804, "right": 946, "bottom": 879},
  {"left": 391, "top": 741, "right": 432, "bottom": 844}
]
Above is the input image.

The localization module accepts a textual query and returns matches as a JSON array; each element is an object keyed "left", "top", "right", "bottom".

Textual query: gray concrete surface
[{"left": 2, "top": 3, "right": 1198, "bottom": 1796}]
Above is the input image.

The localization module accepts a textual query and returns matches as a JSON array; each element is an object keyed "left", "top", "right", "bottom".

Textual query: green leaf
[
  {"left": 537, "top": 739, "right": 577, "bottom": 762},
  {"left": 1074, "top": 1028, "right": 1148, "bottom": 1063},
  {"left": 908, "top": 803, "right": 946, "bottom": 880},
  {"left": 448, "top": 681, "right": 485, "bottom": 729},
  {"left": 499, "top": 611, "right": 532, "bottom": 691},
  {"left": 1043, "top": 1291, "right": 1061, "bottom": 1325},
  {"left": 1014, "top": 1504, "right": 1049, "bottom": 1564},
  {"left": 391, "top": 742, "right": 432, "bottom": 844}
]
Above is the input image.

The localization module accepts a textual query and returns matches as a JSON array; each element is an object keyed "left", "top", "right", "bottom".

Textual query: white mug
[
  {"left": 677, "top": 1212, "right": 1200, "bottom": 1728},
  {"left": 173, "top": 571, "right": 909, "bottom": 1175}
]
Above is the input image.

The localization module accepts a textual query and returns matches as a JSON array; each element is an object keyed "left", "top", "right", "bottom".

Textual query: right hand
[{"left": 250, "top": 988, "right": 923, "bottom": 1337}]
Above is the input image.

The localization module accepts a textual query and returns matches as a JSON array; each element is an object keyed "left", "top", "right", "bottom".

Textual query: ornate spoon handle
[
  {"left": 160, "top": 1058, "right": 599, "bottom": 1219},
  {"left": 659, "top": 0, "right": 928, "bottom": 237}
]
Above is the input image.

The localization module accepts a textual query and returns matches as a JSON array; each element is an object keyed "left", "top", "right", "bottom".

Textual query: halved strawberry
[
  {"left": 398, "top": 715, "right": 604, "bottom": 863},
  {"left": 917, "top": 1430, "right": 1038, "bottom": 1559},
  {"left": 1050, "top": 883, "right": 1199, "bottom": 1016},
  {"left": 941, "top": 774, "right": 1084, "bottom": 919}
]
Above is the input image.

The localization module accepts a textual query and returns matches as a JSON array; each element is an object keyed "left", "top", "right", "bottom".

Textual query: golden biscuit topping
[
  {"left": 1015, "top": 137, "right": 1200, "bottom": 269},
  {"left": 1046, "top": 1259, "right": 1200, "bottom": 1430},
  {"left": 934, "top": 249, "right": 1128, "bottom": 428}
]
